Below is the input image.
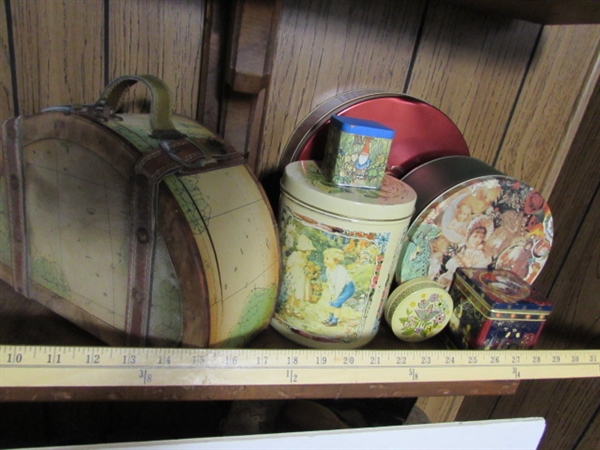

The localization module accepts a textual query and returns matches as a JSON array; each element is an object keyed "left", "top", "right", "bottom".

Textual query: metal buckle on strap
[{"left": 159, "top": 138, "right": 236, "bottom": 169}]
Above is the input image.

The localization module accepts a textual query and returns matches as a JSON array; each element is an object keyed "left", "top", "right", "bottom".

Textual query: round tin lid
[
  {"left": 384, "top": 278, "right": 453, "bottom": 342},
  {"left": 279, "top": 91, "right": 469, "bottom": 178},
  {"left": 281, "top": 161, "right": 417, "bottom": 221},
  {"left": 397, "top": 156, "right": 553, "bottom": 289}
]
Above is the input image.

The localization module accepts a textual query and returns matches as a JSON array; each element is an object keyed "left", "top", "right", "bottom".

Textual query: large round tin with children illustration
[
  {"left": 396, "top": 156, "right": 554, "bottom": 290},
  {"left": 272, "top": 161, "right": 417, "bottom": 349}
]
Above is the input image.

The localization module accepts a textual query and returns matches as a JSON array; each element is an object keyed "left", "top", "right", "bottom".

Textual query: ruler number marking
[
  {"left": 6, "top": 352, "right": 23, "bottom": 364},
  {"left": 158, "top": 355, "right": 171, "bottom": 365},
  {"left": 139, "top": 369, "right": 152, "bottom": 384},
  {"left": 316, "top": 356, "right": 328, "bottom": 365},
  {"left": 86, "top": 353, "right": 100, "bottom": 364},
  {"left": 286, "top": 369, "right": 298, "bottom": 383},
  {"left": 123, "top": 355, "right": 136, "bottom": 365},
  {"left": 192, "top": 354, "right": 205, "bottom": 365},
  {"left": 47, "top": 353, "right": 62, "bottom": 364}
]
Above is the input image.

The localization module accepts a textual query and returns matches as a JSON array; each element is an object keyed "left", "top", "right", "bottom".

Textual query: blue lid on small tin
[{"left": 331, "top": 115, "right": 395, "bottom": 139}]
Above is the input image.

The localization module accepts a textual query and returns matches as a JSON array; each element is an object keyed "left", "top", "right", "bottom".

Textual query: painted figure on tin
[
  {"left": 322, "top": 248, "right": 356, "bottom": 326},
  {"left": 281, "top": 234, "right": 316, "bottom": 319}
]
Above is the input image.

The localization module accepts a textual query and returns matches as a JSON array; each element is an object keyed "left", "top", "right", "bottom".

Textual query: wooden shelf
[{"left": 0, "top": 280, "right": 518, "bottom": 402}]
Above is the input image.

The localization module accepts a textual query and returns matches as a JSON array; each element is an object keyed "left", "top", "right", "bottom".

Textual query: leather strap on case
[
  {"left": 2, "top": 117, "right": 29, "bottom": 298},
  {"left": 96, "top": 74, "right": 187, "bottom": 141},
  {"left": 125, "top": 135, "right": 243, "bottom": 347}
]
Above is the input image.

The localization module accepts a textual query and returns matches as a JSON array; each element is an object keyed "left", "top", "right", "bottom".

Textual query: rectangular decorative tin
[
  {"left": 447, "top": 267, "right": 552, "bottom": 350},
  {"left": 321, "top": 115, "right": 394, "bottom": 189}
]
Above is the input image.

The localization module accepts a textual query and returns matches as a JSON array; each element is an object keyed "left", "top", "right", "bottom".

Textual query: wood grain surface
[
  {"left": 408, "top": 0, "right": 541, "bottom": 166},
  {"left": 107, "top": 0, "right": 205, "bottom": 117},
  {"left": 0, "top": 0, "right": 14, "bottom": 124},
  {"left": 10, "top": 0, "right": 105, "bottom": 113},
  {"left": 496, "top": 25, "right": 600, "bottom": 197}
]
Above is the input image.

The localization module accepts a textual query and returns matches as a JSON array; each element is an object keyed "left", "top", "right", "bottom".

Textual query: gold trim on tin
[{"left": 453, "top": 276, "right": 549, "bottom": 322}]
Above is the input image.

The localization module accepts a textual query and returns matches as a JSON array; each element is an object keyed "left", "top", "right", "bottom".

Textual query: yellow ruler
[{"left": 0, "top": 345, "right": 598, "bottom": 388}]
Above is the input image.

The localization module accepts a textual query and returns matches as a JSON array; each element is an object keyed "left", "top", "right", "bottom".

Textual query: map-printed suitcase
[{"left": 0, "top": 75, "right": 280, "bottom": 348}]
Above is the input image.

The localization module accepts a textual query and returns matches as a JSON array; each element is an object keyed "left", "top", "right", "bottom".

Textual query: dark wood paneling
[
  {"left": 107, "top": 0, "right": 205, "bottom": 117},
  {"left": 10, "top": 0, "right": 105, "bottom": 113},
  {"left": 0, "top": 0, "right": 14, "bottom": 123},
  {"left": 448, "top": 0, "right": 600, "bottom": 25},
  {"left": 408, "top": 0, "right": 540, "bottom": 166}
]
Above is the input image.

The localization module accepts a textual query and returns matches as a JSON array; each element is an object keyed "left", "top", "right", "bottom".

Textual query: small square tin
[
  {"left": 321, "top": 115, "right": 394, "bottom": 189},
  {"left": 447, "top": 267, "right": 552, "bottom": 350}
]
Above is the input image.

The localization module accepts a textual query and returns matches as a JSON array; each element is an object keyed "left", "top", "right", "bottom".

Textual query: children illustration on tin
[
  {"left": 322, "top": 248, "right": 356, "bottom": 327},
  {"left": 276, "top": 208, "right": 385, "bottom": 342},
  {"left": 281, "top": 234, "right": 316, "bottom": 319},
  {"left": 438, "top": 216, "right": 494, "bottom": 289}
]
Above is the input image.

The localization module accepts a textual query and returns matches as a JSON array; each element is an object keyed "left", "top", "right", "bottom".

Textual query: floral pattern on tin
[{"left": 396, "top": 292, "right": 452, "bottom": 340}]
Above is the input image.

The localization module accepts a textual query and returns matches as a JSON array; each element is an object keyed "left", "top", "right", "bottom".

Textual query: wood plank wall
[{"left": 0, "top": 1, "right": 599, "bottom": 449}]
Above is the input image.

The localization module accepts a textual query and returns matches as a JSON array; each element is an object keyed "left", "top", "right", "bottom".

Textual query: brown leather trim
[
  {"left": 2, "top": 117, "right": 29, "bottom": 297},
  {"left": 124, "top": 138, "right": 243, "bottom": 346}
]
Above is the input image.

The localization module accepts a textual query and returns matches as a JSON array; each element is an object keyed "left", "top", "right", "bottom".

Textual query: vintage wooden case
[{"left": 0, "top": 75, "right": 280, "bottom": 348}]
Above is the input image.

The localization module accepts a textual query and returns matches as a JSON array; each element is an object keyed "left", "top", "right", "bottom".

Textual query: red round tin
[
  {"left": 279, "top": 90, "right": 469, "bottom": 178},
  {"left": 396, "top": 156, "right": 554, "bottom": 289}
]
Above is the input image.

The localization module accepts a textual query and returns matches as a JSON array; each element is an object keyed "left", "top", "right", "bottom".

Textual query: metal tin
[
  {"left": 321, "top": 115, "right": 394, "bottom": 189},
  {"left": 447, "top": 267, "right": 553, "bottom": 349},
  {"left": 396, "top": 156, "right": 553, "bottom": 290},
  {"left": 278, "top": 90, "right": 469, "bottom": 178},
  {"left": 384, "top": 277, "right": 453, "bottom": 342},
  {"left": 272, "top": 161, "right": 417, "bottom": 349}
]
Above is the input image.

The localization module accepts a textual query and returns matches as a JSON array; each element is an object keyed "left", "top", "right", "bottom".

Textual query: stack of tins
[{"left": 281, "top": 91, "right": 553, "bottom": 348}]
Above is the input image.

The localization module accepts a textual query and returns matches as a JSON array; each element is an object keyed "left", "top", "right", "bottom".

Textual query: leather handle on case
[{"left": 96, "top": 74, "right": 186, "bottom": 140}]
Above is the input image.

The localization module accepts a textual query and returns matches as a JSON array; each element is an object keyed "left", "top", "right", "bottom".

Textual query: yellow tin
[
  {"left": 384, "top": 277, "right": 453, "bottom": 342},
  {"left": 272, "top": 161, "right": 416, "bottom": 349}
]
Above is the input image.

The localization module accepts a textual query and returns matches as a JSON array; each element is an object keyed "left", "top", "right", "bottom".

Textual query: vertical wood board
[
  {"left": 10, "top": 0, "right": 104, "bottom": 114},
  {"left": 0, "top": 0, "right": 14, "bottom": 123},
  {"left": 496, "top": 24, "right": 600, "bottom": 197},
  {"left": 258, "top": 0, "right": 425, "bottom": 176},
  {"left": 407, "top": 0, "right": 540, "bottom": 166},
  {"left": 107, "top": 0, "right": 205, "bottom": 118}
]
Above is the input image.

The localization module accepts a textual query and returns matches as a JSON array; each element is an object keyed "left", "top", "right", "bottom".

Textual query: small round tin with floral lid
[{"left": 384, "top": 277, "right": 453, "bottom": 342}]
